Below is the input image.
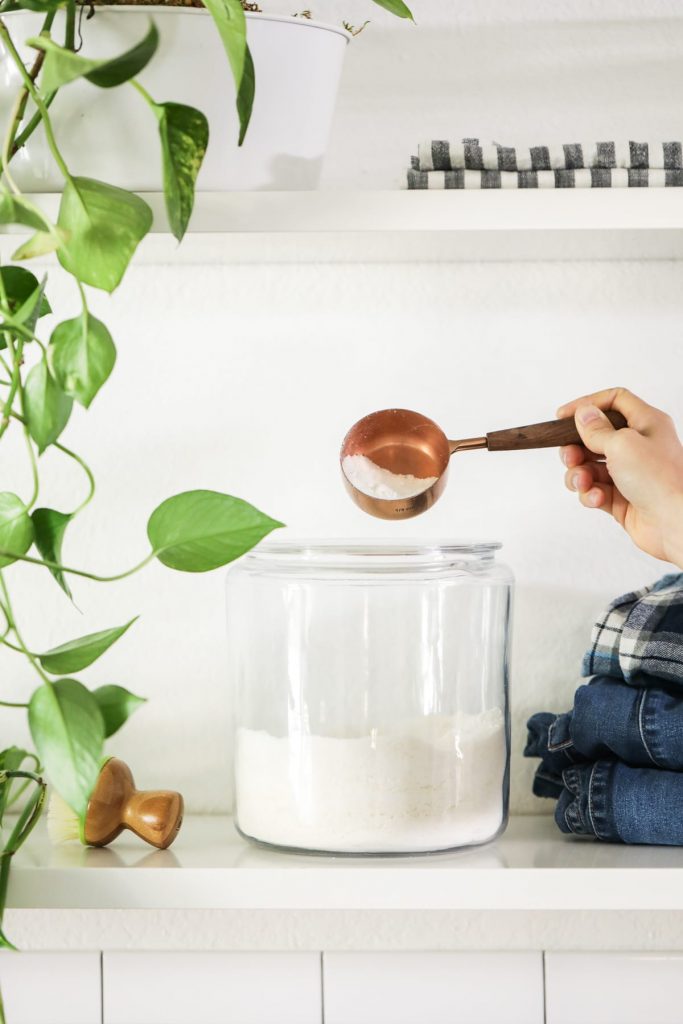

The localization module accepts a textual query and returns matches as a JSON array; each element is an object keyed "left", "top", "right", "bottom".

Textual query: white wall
[{"left": 1, "top": 2, "right": 682, "bottom": 817}]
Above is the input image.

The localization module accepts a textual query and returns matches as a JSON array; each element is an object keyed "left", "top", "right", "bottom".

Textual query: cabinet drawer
[
  {"left": 323, "top": 951, "right": 544, "bottom": 1024},
  {"left": 546, "top": 952, "right": 683, "bottom": 1024},
  {"left": 103, "top": 952, "right": 321, "bottom": 1024},
  {"left": 0, "top": 952, "right": 101, "bottom": 1024}
]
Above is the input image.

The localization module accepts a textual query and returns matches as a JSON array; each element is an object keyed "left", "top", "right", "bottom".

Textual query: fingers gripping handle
[{"left": 486, "top": 410, "right": 628, "bottom": 452}]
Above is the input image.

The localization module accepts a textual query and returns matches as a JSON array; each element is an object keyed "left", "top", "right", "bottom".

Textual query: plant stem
[
  {"left": 2, "top": 90, "right": 25, "bottom": 195},
  {"left": 131, "top": 78, "right": 155, "bottom": 107},
  {"left": 3, "top": 336, "right": 39, "bottom": 509},
  {"left": 76, "top": 277, "right": 88, "bottom": 322},
  {"left": 0, "top": 619, "right": 32, "bottom": 656},
  {"left": 23, "top": 422, "right": 39, "bottom": 510},
  {"left": 0, "top": 574, "right": 51, "bottom": 686},
  {"left": 0, "top": 777, "right": 46, "bottom": 950},
  {"left": 11, "top": 91, "right": 56, "bottom": 158},
  {"left": 64, "top": 0, "right": 76, "bottom": 51},
  {"left": 0, "top": 18, "right": 77, "bottom": 191},
  {"left": 6, "top": 411, "right": 97, "bottom": 515},
  {"left": 0, "top": 769, "right": 43, "bottom": 787},
  {"left": 8, "top": 340, "right": 40, "bottom": 510},
  {"left": 58, "top": 441, "right": 96, "bottom": 515},
  {"left": 0, "top": 9, "right": 54, "bottom": 174},
  {"left": 0, "top": 700, "right": 28, "bottom": 709},
  {"left": 5, "top": 753, "right": 40, "bottom": 809},
  {"left": 0, "top": 336, "right": 24, "bottom": 444},
  {"left": 0, "top": 636, "right": 25, "bottom": 655},
  {"left": 0, "top": 549, "right": 155, "bottom": 583}
]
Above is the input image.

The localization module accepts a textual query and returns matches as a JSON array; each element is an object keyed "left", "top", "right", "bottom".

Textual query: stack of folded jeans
[
  {"left": 525, "top": 572, "right": 683, "bottom": 845},
  {"left": 407, "top": 138, "right": 683, "bottom": 188}
]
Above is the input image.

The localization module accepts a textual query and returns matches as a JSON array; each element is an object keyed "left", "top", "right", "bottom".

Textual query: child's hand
[{"left": 558, "top": 387, "right": 683, "bottom": 568}]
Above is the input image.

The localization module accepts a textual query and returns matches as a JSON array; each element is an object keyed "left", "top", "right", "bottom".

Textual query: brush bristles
[{"left": 47, "top": 789, "right": 82, "bottom": 845}]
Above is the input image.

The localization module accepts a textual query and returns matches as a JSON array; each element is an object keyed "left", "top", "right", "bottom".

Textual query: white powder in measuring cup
[
  {"left": 235, "top": 709, "right": 505, "bottom": 853},
  {"left": 342, "top": 453, "right": 437, "bottom": 500}
]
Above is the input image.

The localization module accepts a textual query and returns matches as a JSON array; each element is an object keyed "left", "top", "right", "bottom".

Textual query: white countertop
[{"left": 9, "top": 814, "right": 683, "bottom": 913}]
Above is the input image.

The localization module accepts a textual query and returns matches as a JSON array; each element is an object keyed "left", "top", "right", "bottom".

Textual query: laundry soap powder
[
  {"left": 342, "top": 453, "right": 437, "bottom": 500},
  {"left": 235, "top": 709, "right": 506, "bottom": 854}
]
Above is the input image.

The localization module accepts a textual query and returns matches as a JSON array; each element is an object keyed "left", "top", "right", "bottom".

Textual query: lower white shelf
[{"left": 9, "top": 814, "right": 683, "bottom": 913}]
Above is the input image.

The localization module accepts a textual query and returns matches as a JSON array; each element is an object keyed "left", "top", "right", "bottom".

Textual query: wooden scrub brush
[{"left": 48, "top": 757, "right": 184, "bottom": 850}]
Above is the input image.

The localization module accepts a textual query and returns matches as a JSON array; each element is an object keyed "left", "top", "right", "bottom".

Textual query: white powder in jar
[
  {"left": 235, "top": 709, "right": 506, "bottom": 853},
  {"left": 342, "top": 453, "right": 438, "bottom": 500}
]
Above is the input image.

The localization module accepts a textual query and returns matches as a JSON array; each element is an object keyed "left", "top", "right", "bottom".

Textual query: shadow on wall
[
  {"left": 509, "top": 583, "right": 609, "bottom": 815},
  {"left": 255, "top": 154, "right": 325, "bottom": 190}
]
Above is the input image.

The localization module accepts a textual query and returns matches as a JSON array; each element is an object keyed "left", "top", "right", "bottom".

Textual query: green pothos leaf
[
  {"left": 148, "top": 490, "right": 283, "bottom": 572},
  {"left": 200, "top": 0, "right": 254, "bottom": 142},
  {"left": 12, "top": 230, "right": 65, "bottom": 261},
  {"left": 0, "top": 194, "right": 50, "bottom": 232},
  {"left": 28, "top": 678, "right": 104, "bottom": 818},
  {"left": 0, "top": 267, "right": 50, "bottom": 323},
  {"left": 93, "top": 684, "right": 146, "bottom": 738},
  {"left": 28, "top": 22, "right": 159, "bottom": 91},
  {"left": 11, "top": 275, "right": 51, "bottom": 337},
  {"left": 371, "top": 0, "right": 414, "bottom": 18},
  {"left": 0, "top": 267, "right": 51, "bottom": 349},
  {"left": 31, "top": 508, "right": 73, "bottom": 599},
  {"left": 0, "top": 493, "right": 34, "bottom": 569},
  {"left": 24, "top": 359, "right": 73, "bottom": 453},
  {"left": 38, "top": 618, "right": 137, "bottom": 675},
  {"left": 236, "top": 45, "right": 255, "bottom": 147},
  {"left": 149, "top": 101, "right": 209, "bottom": 241},
  {"left": 48, "top": 312, "right": 116, "bottom": 408},
  {"left": 57, "top": 177, "right": 152, "bottom": 293}
]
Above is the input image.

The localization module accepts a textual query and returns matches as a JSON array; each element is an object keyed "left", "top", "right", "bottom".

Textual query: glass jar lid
[{"left": 239, "top": 540, "right": 505, "bottom": 577}]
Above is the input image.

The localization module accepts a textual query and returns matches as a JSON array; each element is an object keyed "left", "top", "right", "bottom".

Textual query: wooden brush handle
[
  {"left": 85, "top": 758, "right": 183, "bottom": 850},
  {"left": 486, "top": 410, "right": 627, "bottom": 452},
  {"left": 124, "top": 789, "right": 184, "bottom": 850}
]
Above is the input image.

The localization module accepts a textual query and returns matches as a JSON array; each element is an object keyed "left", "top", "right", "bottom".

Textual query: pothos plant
[
  {"left": 0, "top": 0, "right": 291, "bottom": 984},
  {"left": 0, "top": 0, "right": 413, "bottom": 986}
]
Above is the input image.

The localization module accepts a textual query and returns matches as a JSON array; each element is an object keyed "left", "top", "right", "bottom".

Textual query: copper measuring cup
[{"left": 341, "top": 407, "right": 627, "bottom": 521}]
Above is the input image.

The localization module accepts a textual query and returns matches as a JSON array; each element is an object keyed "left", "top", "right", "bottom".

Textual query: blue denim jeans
[
  {"left": 526, "top": 675, "right": 683, "bottom": 799},
  {"left": 526, "top": 575, "right": 683, "bottom": 844},
  {"left": 555, "top": 761, "right": 683, "bottom": 845},
  {"left": 526, "top": 676, "right": 683, "bottom": 842}
]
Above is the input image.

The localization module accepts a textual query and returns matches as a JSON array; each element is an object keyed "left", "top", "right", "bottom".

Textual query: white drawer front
[
  {"left": 103, "top": 951, "right": 321, "bottom": 1024},
  {"left": 546, "top": 952, "right": 683, "bottom": 1024},
  {"left": 0, "top": 952, "right": 101, "bottom": 1024},
  {"left": 323, "top": 951, "right": 544, "bottom": 1024}
]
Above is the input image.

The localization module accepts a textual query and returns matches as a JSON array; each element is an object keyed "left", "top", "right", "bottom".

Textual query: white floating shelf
[
  {"left": 5, "top": 190, "right": 683, "bottom": 263},
  {"left": 9, "top": 814, "right": 683, "bottom": 912}
]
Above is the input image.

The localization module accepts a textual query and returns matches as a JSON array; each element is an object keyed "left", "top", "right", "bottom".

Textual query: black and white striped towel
[
  {"left": 417, "top": 140, "right": 683, "bottom": 172},
  {"left": 407, "top": 140, "right": 683, "bottom": 189}
]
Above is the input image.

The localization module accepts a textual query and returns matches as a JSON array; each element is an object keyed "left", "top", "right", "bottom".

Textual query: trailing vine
[{"left": 0, "top": 0, "right": 412, "bottom": 1015}]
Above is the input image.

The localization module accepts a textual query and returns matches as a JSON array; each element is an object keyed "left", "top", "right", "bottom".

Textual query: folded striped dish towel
[{"left": 407, "top": 139, "right": 683, "bottom": 188}]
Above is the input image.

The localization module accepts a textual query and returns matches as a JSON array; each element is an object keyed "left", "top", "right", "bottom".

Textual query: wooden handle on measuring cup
[{"left": 486, "top": 410, "right": 627, "bottom": 452}]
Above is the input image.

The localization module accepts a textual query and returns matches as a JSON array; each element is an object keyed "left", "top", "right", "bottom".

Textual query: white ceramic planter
[{"left": 0, "top": 8, "right": 349, "bottom": 192}]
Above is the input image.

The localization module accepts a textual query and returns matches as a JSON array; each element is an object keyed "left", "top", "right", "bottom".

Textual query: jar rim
[{"left": 243, "top": 539, "right": 502, "bottom": 569}]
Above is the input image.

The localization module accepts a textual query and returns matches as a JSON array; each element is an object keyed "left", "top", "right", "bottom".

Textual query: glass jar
[{"left": 226, "top": 542, "right": 513, "bottom": 855}]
